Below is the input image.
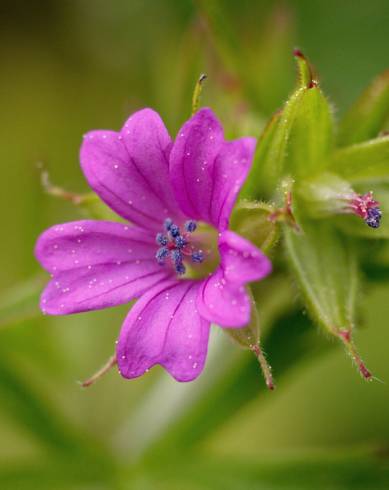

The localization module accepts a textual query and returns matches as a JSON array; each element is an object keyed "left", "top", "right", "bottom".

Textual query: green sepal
[
  {"left": 338, "top": 69, "right": 389, "bottom": 146},
  {"left": 243, "top": 51, "right": 334, "bottom": 198},
  {"left": 78, "top": 193, "right": 120, "bottom": 221},
  {"left": 240, "top": 110, "right": 282, "bottom": 199},
  {"left": 223, "top": 288, "right": 275, "bottom": 390},
  {"left": 225, "top": 289, "right": 260, "bottom": 350},
  {"left": 229, "top": 201, "right": 279, "bottom": 254},
  {"left": 293, "top": 49, "right": 316, "bottom": 89},
  {"left": 284, "top": 220, "right": 358, "bottom": 335},
  {"left": 284, "top": 218, "right": 373, "bottom": 379},
  {"left": 286, "top": 86, "right": 334, "bottom": 178},
  {"left": 298, "top": 172, "right": 354, "bottom": 219}
]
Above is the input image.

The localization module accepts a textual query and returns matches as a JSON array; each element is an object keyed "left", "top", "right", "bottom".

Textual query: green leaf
[
  {"left": 0, "top": 275, "right": 44, "bottom": 328},
  {"left": 284, "top": 220, "right": 357, "bottom": 335},
  {"left": 338, "top": 69, "right": 389, "bottom": 146},
  {"left": 330, "top": 136, "right": 389, "bottom": 182}
]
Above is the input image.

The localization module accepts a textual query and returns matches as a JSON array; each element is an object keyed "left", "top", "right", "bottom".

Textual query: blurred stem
[{"left": 38, "top": 163, "right": 83, "bottom": 204}]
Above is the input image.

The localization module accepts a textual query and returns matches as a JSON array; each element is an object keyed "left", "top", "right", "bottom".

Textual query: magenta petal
[
  {"left": 218, "top": 230, "right": 272, "bottom": 284},
  {"left": 169, "top": 108, "right": 256, "bottom": 229},
  {"left": 35, "top": 220, "right": 171, "bottom": 314},
  {"left": 197, "top": 231, "right": 272, "bottom": 328},
  {"left": 210, "top": 138, "right": 256, "bottom": 231},
  {"left": 117, "top": 280, "right": 210, "bottom": 382},
  {"left": 80, "top": 109, "right": 183, "bottom": 230}
]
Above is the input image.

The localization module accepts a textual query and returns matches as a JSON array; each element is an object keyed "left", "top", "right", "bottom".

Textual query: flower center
[{"left": 155, "top": 218, "right": 207, "bottom": 276}]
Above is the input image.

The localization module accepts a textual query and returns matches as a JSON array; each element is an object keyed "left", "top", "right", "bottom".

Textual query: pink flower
[{"left": 35, "top": 108, "right": 272, "bottom": 382}]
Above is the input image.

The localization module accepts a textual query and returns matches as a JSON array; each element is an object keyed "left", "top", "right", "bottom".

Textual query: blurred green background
[{"left": 1, "top": 1, "right": 389, "bottom": 488}]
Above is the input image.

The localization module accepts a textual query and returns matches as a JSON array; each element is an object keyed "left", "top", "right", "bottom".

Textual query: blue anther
[
  {"left": 365, "top": 207, "right": 382, "bottom": 228},
  {"left": 191, "top": 250, "right": 204, "bottom": 263},
  {"left": 164, "top": 218, "right": 173, "bottom": 231},
  {"left": 156, "top": 247, "right": 169, "bottom": 264},
  {"left": 156, "top": 233, "right": 168, "bottom": 246},
  {"left": 184, "top": 220, "right": 197, "bottom": 233},
  {"left": 175, "top": 262, "right": 186, "bottom": 275},
  {"left": 169, "top": 224, "right": 180, "bottom": 238},
  {"left": 175, "top": 235, "right": 187, "bottom": 249},
  {"left": 171, "top": 249, "right": 183, "bottom": 264}
]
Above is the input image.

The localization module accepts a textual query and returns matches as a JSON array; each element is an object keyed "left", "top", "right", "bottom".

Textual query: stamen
[
  {"left": 171, "top": 249, "right": 183, "bottom": 264},
  {"left": 365, "top": 207, "right": 382, "bottom": 228},
  {"left": 191, "top": 250, "right": 204, "bottom": 263},
  {"left": 156, "top": 233, "right": 168, "bottom": 246},
  {"left": 164, "top": 218, "right": 173, "bottom": 231},
  {"left": 185, "top": 220, "right": 197, "bottom": 233},
  {"left": 169, "top": 224, "right": 180, "bottom": 238},
  {"left": 175, "top": 263, "right": 186, "bottom": 275},
  {"left": 155, "top": 218, "right": 204, "bottom": 276},
  {"left": 175, "top": 235, "right": 187, "bottom": 249},
  {"left": 171, "top": 249, "right": 186, "bottom": 275},
  {"left": 156, "top": 247, "right": 169, "bottom": 264}
]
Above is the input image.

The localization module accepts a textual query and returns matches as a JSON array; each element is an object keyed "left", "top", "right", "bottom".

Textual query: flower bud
[{"left": 300, "top": 173, "right": 382, "bottom": 228}]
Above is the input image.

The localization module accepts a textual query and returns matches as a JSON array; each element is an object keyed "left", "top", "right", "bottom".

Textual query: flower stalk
[
  {"left": 250, "top": 342, "right": 275, "bottom": 390},
  {"left": 80, "top": 354, "right": 118, "bottom": 388}
]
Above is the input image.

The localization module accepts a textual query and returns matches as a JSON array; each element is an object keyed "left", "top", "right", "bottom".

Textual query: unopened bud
[{"left": 301, "top": 173, "right": 382, "bottom": 229}]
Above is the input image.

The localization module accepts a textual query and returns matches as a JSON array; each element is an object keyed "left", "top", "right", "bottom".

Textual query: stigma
[{"left": 155, "top": 219, "right": 204, "bottom": 275}]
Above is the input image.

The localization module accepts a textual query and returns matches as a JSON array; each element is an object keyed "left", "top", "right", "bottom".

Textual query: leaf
[
  {"left": 338, "top": 69, "right": 389, "bottom": 146},
  {"left": 330, "top": 136, "right": 389, "bottom": 182},
  {"left": 0, "top": 275, "right": 44, "bottom": 328}
]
